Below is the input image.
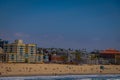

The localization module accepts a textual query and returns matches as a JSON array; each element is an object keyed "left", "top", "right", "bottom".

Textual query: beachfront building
[
  {"left": 36, "top": 48, "right": 44, "bottom": 63},
  {"left": 51, "top": 53, "right": 67, "bottom": 63},
  {"left": 3, "top": 40, "right": 37, "bottom": 63},
  {"left": 43, "top": 55, "right": 49, "bottom": 62},
  {"left": 25, "top": 44, "right": 37, "bottom": 63},
  {"left": 36, "top": 54, "right": 44, "bottom": 63},
  {"left": 0, "top": 47, "right": 6, "bottom": 62},
  {"left": 100, "top": 49, "right": 120, "bottom": 64},
  {"left": 67, "top": 50, "right": 76, "bottom": 63},
  {"left": 0, "top": 39, "right": 8, "bottom": 49}
]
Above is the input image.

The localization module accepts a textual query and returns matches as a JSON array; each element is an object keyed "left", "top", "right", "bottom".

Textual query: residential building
[
  {"left": 0, "top": 39, "right": 8, "bottom": 49},
  {"left": 43, "top": 55, "right": 49, "bottom": 62},
  {"left": 51, "top": 54, "right": 66, "bottom": 63},
  {"left": 36, "top": 54, "right": 44, "bottom": 63},
  {"left": 100, "top": 48, "right": 120, "bottom": 64},
  {"left": 36, "top": 48, "right": 44, "bottom": 63},
  {"left": 67, "top": 50, "right": 76, "bottom": 63},
  {"left": 3, "top": 40, "right": 37, "bottom": 63},
  {"left": 0, "top": 47, "right": 6, "bottom": 62}
]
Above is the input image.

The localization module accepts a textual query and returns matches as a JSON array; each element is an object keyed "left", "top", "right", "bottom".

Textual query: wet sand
[{"left": 0, "top": 63, "right": 120, "bottom": 77}]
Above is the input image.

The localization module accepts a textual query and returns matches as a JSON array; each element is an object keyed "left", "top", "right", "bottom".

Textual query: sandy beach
[{"left": 0, "top": 63, "right": 120, "bottom": 77}]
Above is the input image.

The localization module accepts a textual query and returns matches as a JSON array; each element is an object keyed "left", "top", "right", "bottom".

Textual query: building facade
[
  {"left": 0, "top": 47, "right": 6, "bottom": 62},
  {"left": 100, "top": 49, "right": 120, "bottom": 64},
  {"left": 3, "top": 40, "right": 37, "bottom": 63},
  {"left": 51, "top": 54, "right": 65, "bottom": 63}
]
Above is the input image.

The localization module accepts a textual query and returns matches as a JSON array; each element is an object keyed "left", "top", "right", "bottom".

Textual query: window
[
  {"left": 25, "top": 54, "right": 28, "bottom": 58},
  {"left": 31, "top": 46, "right": 34, "bottom": 50},
  {"left": 38, "top": 56, "right": 41, "bottom": 61},
  {"left": 31, "top": 50, "right": 34, "bottom": 54},
  {"left": 19, "top": 46, "right": 24, "bottom": 55},
  {"left": 4, "top": 47, "right": 7, "bottom": 52},
  {"left": 11, "top": 54, "right": 14, "bottom": 60},
  {"left": 20, "top": 49, "right": 23, "bottom": 55}
]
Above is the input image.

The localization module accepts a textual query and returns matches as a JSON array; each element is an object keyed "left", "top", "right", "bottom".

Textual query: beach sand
[{"left": 0, "top": 63, "right": 120, "bottom": 77}]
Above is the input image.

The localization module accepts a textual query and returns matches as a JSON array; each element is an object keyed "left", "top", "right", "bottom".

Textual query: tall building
[
  {"left": 0, "top": 47, "right": 6, "bottom": 62},
  {"left": 0, "top": 39, "right": 8, "bottom": 63},
  {"left": 0, "top": 39, "right": 8, "bottom": 49},
  {"left": 3, "top": 40, "right": 37, "bottom": 63},
  {"left": 25, "top": 44, "right": 37, "bottom": 63}
]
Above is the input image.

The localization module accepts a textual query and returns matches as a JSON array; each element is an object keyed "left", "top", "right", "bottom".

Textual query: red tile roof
[
  {"left": 51, "top": 56, "right": 64, "bottom": 61},
  {"left": 100, "top": 48, "right": 120, "bottom": 54}
]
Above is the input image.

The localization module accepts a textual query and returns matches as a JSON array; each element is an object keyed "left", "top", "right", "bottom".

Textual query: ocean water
[{"left": 0, "top": 75, "right": 120, "bottom": 80}]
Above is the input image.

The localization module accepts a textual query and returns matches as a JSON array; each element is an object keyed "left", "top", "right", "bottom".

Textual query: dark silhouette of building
[{"left": 0, "top": 39, "right": 8, "bottom": 49}]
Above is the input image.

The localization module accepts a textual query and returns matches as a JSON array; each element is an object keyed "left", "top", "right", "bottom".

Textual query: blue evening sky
[{"left": 0, "top": 0, "right": 120, "bottom": 50}]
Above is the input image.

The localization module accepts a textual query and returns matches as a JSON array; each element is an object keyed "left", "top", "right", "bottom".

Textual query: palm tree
[
  {"left": 90, "top": 50, "right": 100, "bottom": 64},
  {"left": 71, "top": 50, "right": 81, "bottom": 64},
  {"left": 61, "top": 55, "right": 68, "bottom": 63},
  {"left": 75, "top": 52, "right": 81, "bottom": 61}
]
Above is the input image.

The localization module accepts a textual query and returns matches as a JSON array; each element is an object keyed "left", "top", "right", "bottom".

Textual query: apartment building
[{"left": 3, "top": 40, "right": 37, "bottom": 63}]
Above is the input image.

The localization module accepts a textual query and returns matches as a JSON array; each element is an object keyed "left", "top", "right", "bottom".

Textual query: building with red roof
[
  {"left": 51, "top": 54, "right": 65, "bottom": 63},
  {"left": 100, "top": 48, "right": 120, "bottom": 64}
]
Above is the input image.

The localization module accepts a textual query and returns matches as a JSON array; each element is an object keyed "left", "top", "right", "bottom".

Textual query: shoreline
[
  {"left": 0, "top": 63, "right": 120, "bottom": 77},
  {"left": 1, "top": 73, "right": 120, "bottom": 77}
]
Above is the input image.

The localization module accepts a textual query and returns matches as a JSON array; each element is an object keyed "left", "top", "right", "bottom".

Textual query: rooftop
[{"left": 100, "top": 48, "right": 120, "bottom": 54}]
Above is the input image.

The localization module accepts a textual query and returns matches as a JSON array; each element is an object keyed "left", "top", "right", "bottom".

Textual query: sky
[{"left": 0, "top": 0, "right": 120, "bottom": 51}]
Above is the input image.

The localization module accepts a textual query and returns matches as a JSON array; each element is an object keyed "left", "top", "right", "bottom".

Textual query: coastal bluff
[{"left": 0, "top": 63, "right": 120, "bottom": 76}]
